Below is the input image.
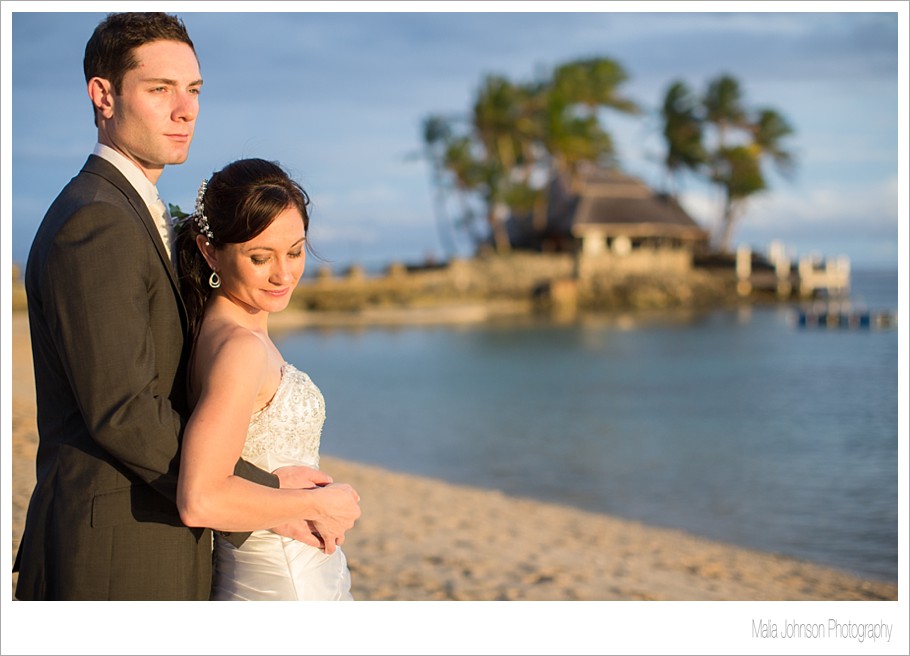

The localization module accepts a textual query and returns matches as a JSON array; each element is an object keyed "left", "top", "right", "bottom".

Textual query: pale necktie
[{"left": 153, "top": 197, "right": 176, "bottom": 266}]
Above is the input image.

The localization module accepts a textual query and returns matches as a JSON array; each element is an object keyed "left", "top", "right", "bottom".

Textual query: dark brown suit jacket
[{"left": 15, "top": 155, "right": 276, "bottom": 600}]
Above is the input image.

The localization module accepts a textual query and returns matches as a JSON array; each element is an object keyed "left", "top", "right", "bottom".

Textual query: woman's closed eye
[{"left": 251, "top": 251, "right": 303, "bottom": 265}]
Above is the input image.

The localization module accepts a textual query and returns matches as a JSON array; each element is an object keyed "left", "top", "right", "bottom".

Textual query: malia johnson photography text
[{"left": 752, "top": 618, "right": 894, "bottom": 643}]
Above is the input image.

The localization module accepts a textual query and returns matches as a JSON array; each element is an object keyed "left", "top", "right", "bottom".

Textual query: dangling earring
[{"left": 209, "top": 271, "right": 221, "bottom": 289}]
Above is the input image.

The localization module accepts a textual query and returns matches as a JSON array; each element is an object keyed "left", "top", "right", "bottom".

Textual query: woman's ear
[{"left": 196, "top": 235, "right": 218, "bottom": 271}]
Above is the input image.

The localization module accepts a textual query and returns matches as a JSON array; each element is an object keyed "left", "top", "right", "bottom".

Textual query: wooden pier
[{"left": 736, "top": 242, "right": 851, "bottom": 299}]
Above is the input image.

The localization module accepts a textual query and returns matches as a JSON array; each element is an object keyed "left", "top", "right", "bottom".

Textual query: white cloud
[
  {"left": 679, "top": 175, "right": 899, "bottom": 266},
  {"left": 745, "top": 176, "right": 898, "bottom": 233}
]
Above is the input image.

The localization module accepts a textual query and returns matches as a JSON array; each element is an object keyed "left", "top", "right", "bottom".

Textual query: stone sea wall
[{"left": 291, "top": 252, "right": 740, "bottom": 315}]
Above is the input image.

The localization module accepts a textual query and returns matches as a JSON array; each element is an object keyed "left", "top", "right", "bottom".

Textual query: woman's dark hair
[
  {"left": 84, "top": 12, "right": 196, "bottom": 126},
  {"left": 176, "top": 158, "right": 311, "bottom": 341}
]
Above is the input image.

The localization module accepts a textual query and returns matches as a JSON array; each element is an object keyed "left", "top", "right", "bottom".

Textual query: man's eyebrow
[{"left": 142, "top": 77, "right": 204, "bottom": 87}]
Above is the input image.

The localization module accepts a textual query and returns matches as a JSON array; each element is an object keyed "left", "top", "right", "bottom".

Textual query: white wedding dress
[{"left": 211, "top": 363, "right": 353, "bottom": 601}]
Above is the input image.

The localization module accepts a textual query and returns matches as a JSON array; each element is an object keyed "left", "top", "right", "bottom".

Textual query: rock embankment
[{"left": 290, "top": 252, "right": 739, "bottom": 315}]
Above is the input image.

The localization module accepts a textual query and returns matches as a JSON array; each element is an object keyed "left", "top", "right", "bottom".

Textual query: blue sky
[{"left": 3, "top": 3, "right": 905, "bottom": 275}]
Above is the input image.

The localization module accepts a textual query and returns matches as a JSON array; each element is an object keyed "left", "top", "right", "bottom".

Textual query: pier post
[{"left": 736, "top": 245, "right": 752, "bottom": 296}]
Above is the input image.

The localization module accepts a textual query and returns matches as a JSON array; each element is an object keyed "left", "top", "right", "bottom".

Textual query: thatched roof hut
[{"left": 507, "top": 166, "right": 709, "bottom": 255}]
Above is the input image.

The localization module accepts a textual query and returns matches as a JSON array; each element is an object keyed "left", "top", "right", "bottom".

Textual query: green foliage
[
  {"left": 712, "top": 146, "right": 766, "bottom": 200},
  {"left": 422, "top": 59, "right": 796, "bottom": 257},
  {"left": 423, "top": 56, "right": 640, "bottom": 253},
  {"left": 552, "top": 58, "right": 639, "bottom": 115},
  {"left": 169, "top": 203, "right": 192, "bottom": 238},
  {"left": 703, "top": 75, "right": 748, "bottom": 137},
  {"left": 658, "top": 73, "right": 796, "bottom": 252},
  {"left": 661, "top": 81, "right": 706, "bottom": 180},
  {"left": 752, "top": 108, "right": 795, "bottom": 176},
  {"left": 168, "top": 203, "right": 189, "bottom": 220}
]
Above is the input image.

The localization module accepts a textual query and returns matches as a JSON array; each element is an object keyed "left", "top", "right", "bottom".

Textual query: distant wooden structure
[
  {"left": 736, "top": 241, "right": 851, "bottom": 299},
  {"left": 506, "top": 166, "right": 709, "bottom": 277}
]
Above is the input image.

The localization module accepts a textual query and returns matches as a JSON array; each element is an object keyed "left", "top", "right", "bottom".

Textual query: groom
[{"left": 15, "top": 12, "right": 346, "bottom": 600}]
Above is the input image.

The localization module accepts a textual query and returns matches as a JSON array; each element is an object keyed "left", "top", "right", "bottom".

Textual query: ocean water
[{"left": 276, "top": 269, "right": 900, "bottom": 583}]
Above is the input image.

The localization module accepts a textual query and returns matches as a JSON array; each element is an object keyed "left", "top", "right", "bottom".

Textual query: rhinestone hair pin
[{"left": 191, "top": 178, "right": 214, "bottom": 245}]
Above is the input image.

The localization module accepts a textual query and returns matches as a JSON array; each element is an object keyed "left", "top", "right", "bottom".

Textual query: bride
[{"left": 174, "top": 158, "right": 360, "bottom": 600}]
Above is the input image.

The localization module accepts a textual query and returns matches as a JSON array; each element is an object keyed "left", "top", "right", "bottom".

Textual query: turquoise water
[{"left": 276, "top": 270, "right": 900, "bottom": 583}]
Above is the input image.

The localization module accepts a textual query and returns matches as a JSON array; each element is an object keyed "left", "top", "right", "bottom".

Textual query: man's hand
[
  {"left": 270, "top": 518, "right": 325, "bottom": 549},
  {"left": 269, "top": 482, "right": 361, "bottom": 554},
  {"left": 273, "top": 464, "right": 333, "bottom": 489}
]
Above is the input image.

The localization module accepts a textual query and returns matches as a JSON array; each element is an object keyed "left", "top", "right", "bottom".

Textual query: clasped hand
[{"left": 270, "top": 465, "right": 361, "bottom": 554}]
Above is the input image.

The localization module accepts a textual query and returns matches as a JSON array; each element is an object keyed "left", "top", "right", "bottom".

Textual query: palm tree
[
  {"left": 703, "top": 74, "right": 748, "bottom": 149},
  {"left": 711, "top": 145, "right": 766, "bottom": 252},
  {"left": 713, "top": 106, "right": 795, "bottom": 252},
  {"left": 420, "top": 115, "right": 458, "bottom": 259},
  {"left": 440, "top": 134, "right": 509, "bottom": 252},
  {"left": 705, "top": 80, "right": 795, "bottom": 252},
  {"left": 547, "top": 58, "right": 640, "bottom": 189},
  {"left": 552, "top": 58, "right": 639, "bottom": 117},
  {"left": 470, "top": 75, "right": 539, "bottom": 253},
  {"left": 473, "top": 75, "right": 533, "bottom": 173},
  {"left": 537, "top": 86, "right": 615, "bottom": 190},
  {"left": 751, "top": 108, "right": 795, "bottom": 176},
  {"left": 657, "top": 74, "right": 795, "bottom": 253},
  {"left": 660, "top": 80, "right": 705, "bottom": 197},
  {"left": 421, "top": 56, "right": 641, "bottom": 255}
]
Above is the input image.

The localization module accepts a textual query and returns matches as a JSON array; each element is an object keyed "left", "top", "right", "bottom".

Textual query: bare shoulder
[
  {"left": 191, "top": 319, "right": 271, "bottom": 395},
  {"left": 200, "top": 323, "right": 284, "bottom": 412},
  {"left": 206, "top": 323, "right": 270, "bottom": 377}
]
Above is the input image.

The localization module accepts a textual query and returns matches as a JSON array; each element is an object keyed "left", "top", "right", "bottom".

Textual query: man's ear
[{"left": 87, "top": 77, "right": 115, "bottom": 120}]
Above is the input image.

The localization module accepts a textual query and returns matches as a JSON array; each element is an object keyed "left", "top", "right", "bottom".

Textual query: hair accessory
[{"left": 191, "top": 178, "right": 215, "bottom": 245}]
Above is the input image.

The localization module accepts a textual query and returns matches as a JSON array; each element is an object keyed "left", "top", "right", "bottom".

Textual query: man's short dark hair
[{"left": 84, "top": 12, "right": 196, "bottom": 124}]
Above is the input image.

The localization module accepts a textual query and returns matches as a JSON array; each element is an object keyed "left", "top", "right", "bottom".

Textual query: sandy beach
[{"left": 8, "top": 312, "right": 898, "bottom": 602}]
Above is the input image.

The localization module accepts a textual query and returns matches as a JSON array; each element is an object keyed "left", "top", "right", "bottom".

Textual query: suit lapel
[{"left": 82, "top": 156, "right": 187, "bottom": 320}]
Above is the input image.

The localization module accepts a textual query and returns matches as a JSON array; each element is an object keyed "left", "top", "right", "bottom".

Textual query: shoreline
[{"left": 8, "top": 311, "right": 897, "bottom": 600}]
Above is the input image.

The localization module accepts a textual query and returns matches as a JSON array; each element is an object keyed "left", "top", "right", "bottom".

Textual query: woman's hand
[{"left": 308, "top": 483, "right": 362, "bottom": 554}]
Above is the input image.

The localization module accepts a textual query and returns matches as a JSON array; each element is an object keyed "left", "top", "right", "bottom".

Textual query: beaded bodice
[{"left": 241, "top": 363, "right": 325, "bottom": 471}]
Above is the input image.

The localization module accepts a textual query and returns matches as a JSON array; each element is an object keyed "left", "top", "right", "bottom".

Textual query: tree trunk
[
  {"left": 717, "top": 195, "right": 737, "bottom": 253},
  {"left": 489, "top": 209, "right": 512, "bottom": 254}
]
